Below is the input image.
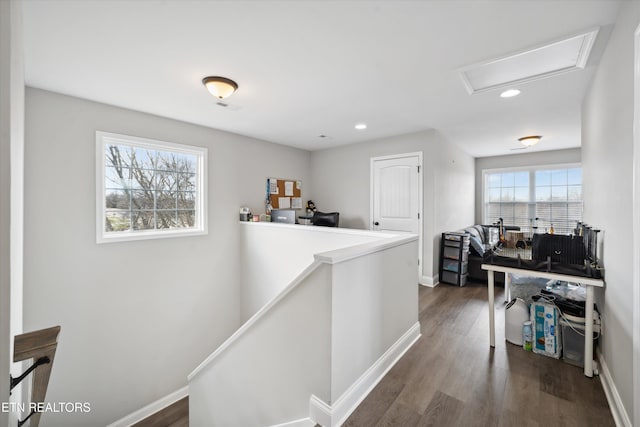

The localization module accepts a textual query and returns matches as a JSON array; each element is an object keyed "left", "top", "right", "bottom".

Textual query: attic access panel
[{"left": 458, "top": 28, "right": 599, "bottom": 95}]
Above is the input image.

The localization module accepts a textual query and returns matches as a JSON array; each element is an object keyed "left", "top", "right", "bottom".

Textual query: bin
[{"left": 560, "top": 316, "right": 600, "bottom": 368}]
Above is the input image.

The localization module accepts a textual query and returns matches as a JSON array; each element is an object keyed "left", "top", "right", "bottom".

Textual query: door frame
[
  {"left": 370, "top": 152, "right": 424, "bottom": 282},
  {"left": 633, "top": 22, "right": 640, "bottom": 427}
]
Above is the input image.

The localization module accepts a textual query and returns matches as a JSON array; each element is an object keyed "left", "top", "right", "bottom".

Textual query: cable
[{"left": 532, "top": 292, "right": 600, "bottom": 339}]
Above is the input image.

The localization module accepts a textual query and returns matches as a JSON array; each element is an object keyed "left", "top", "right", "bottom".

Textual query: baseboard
[
  {"left": 597, "top": 348, "right": 632, "bottom": 427},
  {"left": 309, "top": 395, "right": 332, "bottom": 427},
  {"left": 105, "top": 386, "right": 188, "bottom": 427},
  {"left": 310, "top": 321, "right": 421, "bottom": 426},
  {"left": 269, "top": 417, "right": 316, "bottom": 427},
  {"left": 420, "top": 274, "right": 439, "bottom": 287}
]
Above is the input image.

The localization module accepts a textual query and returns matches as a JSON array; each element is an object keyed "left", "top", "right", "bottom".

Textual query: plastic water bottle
[{"left": 523, "top": 321, "right": 533, "bottom": 351}]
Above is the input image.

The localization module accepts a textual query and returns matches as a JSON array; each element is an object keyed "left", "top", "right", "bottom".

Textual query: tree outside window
[{"left": 97, "top": 132, "right": 207, "bottom": 243}]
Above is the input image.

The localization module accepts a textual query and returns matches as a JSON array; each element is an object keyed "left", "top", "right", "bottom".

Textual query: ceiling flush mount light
[
  {"left": 202, "top": 76, "right": 238, "bottom": 99},
  {"left": 355, "top": 123, "right": 367, "bottom": 130},
  {"left": 500, "top": 89, "right": 521, "bottom": 98},
  {"left": 518, "top": 135, "right": 542, "bottom": 147}
]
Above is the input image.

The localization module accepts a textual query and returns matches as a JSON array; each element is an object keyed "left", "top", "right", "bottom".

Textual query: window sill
[{"left": 96, "top": 227, "right": 207, "bottom": 244}]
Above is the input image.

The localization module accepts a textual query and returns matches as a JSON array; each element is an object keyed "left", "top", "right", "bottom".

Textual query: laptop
[{"left": 271, "top": 209, "right": 296, "bottom": 224}]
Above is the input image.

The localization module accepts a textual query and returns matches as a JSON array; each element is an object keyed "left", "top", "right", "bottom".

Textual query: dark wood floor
[
  {"left": 343, "top": 282, "right": 615, "bottom": 427},
  {"left": 135, "top": 282, "right": 613, "bottom": 426}
]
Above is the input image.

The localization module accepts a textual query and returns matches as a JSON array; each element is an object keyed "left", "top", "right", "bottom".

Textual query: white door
[
  {"left": 371, "top": 154, "right": 421, "bottom": 234},
  {"left": 371, "top": 153, "right": 423, "bottom": 277}
]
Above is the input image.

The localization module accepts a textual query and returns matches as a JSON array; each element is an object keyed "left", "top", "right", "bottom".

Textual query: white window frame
[
  {"left": 96, "top": 131, "right": 208, "bottom": 244},
  {"left": 482, "top": 162, "right": 582, "bottom": 233}
]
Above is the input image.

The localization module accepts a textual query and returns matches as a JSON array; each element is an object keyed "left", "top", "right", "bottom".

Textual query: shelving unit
[{"left": 439, "top": 232, "right": 469, "bottom": 286}]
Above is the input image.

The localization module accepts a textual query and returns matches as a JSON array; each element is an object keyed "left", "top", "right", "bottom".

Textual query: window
[
  {"left": 484, "top": 165, "right": 582, "bottom": 235},
  {"left": 96, "top": 131, "right": 207, "bottom": 243}
]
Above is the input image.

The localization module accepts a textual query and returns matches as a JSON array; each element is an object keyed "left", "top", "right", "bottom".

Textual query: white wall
[
  {"left": 309, "top": 130, "right": 475, "bottom": 284},
  {"left": 432, "top": 134, "right": 475, "bottom": 280},
  {"left": 190, "top": 226, "right": 418, "bottom": 426},
  {"left": 0, "top": 2, "right": 14, "bottom": 424},
  {"left": 1, "top": 1, "right": 25, "bottom": 424},
  {"left": 581, "top": 2, "right": 640, "bottom": 423},
  {"left": 190, "top": 263, "right": 333, "bottom": 427},
  {"left": 474, "top": 148, "right": 581, "bottom": 224},
  {"left": 330, "top": 240, "right": 418, "bottom": 401},
  {"left": 9, "top": 0, "right": 25, "bottom": 410},
  {"left": 23, "top": 88, "right": 311, "bottom": 426},
  {"left": 239, "top": 222, "right": 383, "bottom": 322}
]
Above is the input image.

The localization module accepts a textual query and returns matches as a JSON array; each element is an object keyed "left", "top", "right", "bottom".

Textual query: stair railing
[{"left": 11, "top": 326, "right": 61, "bottom": 427}]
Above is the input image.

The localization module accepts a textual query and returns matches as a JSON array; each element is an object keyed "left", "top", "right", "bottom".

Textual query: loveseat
[{"left": 458, "top": 224, "right": 518, "bottom": 284}]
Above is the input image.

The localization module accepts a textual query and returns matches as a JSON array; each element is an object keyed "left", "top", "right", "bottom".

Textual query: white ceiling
[{"left": 21, "top": 0, "right": 621, "bottom": 157}]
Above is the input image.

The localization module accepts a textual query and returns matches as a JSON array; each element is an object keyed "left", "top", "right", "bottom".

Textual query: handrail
[
  {"left": 314, "top": 234, "right": 417, "bottom": 264},
  {"left": 12, "top": 326, "right": 61, "bottom": 427},
  {"left": 10, "top": 356, "right": 50, "bottom": 391}
]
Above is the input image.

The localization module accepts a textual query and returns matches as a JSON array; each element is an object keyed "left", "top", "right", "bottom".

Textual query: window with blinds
[{"left": 484, "top": 166, "right": 582, "bottom": 234}]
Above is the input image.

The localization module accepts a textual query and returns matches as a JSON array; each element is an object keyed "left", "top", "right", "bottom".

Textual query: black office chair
[{"left": 312, "top": 211, "right": 339, "bottom": 227}]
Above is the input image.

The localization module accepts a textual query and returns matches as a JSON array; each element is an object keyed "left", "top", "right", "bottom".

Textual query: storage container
[
  {"left": 560, "top": 317, "right": 600, "bottom": 368},
  {"left": 439, "top": 232, "right": 469, "bottom": 287},
  {"left": 441, "top": 271, "right": 467, "bottom": 286},
  {"left": 443, "top": 232, "right": 467, "bottom": 241},
  {"left": 505, "top": 298, "right": 529, "bottom": 346},
  {"left": 442, "top": 259, "right": 468, "bottom": 274},
  {"left": 443, "top": 246, "right": 468, "bottom": 261}
]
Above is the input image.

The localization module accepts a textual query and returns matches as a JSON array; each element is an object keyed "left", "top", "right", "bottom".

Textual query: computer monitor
[{"left": 271, "top": 209, "right": 295, "bottom": 224}]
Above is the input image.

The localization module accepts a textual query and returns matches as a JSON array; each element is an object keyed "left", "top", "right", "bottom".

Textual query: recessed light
[
  {"left": 355, "top": 123, "right": 367, "bottom": 130},
  {"left": 500, "top": 89, "right": 521, "bottom": 98}
]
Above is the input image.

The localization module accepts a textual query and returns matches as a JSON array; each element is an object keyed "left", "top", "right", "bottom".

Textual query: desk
[{"left": 481, "top": 263, "right": 604, "bottom": 377}]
